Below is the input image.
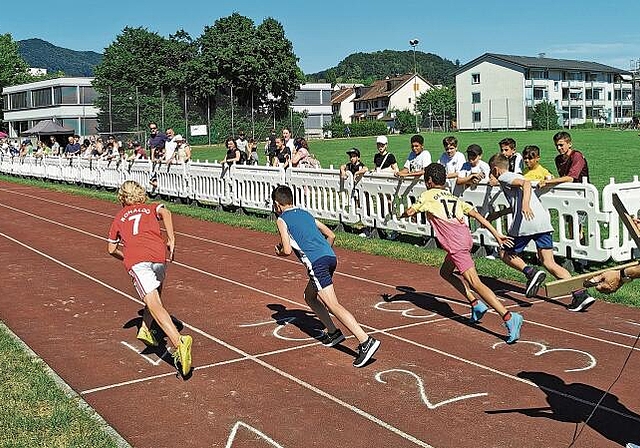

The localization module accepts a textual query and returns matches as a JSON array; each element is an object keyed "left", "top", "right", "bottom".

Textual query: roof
[
  {"left": 331, "top": 87, "right": 355, "bottom": 105},
  {"left": 454, "top": 53, "right": 631, "bottom": 76},
  {"left": 22, "top": 119, "right": 75, "bottom": 136},
  {"left": 355, "top": 73, "right": 431, "bottom": 101}
]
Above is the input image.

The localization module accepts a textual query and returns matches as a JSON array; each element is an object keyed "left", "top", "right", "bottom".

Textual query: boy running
[
  {"left": 272, "top": 185, "right": 380, "bottom": 367},
  {"left": 489, "top": 154, "right": 595, "bottom": 311},
  {"left": 399, "top": 163, "right": 523, "bottom": 343},
  {"left": 107, "top": 180, "right": 193, "bottom": 376}
]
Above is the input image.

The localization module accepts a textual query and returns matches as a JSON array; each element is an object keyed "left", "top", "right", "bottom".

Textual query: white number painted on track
[
  {"left": 239, "top": 318, "right": 323, "bottom": 341},
  {"left": 492, "top": 340, "right": 596, "bottom": 372},
  {"left": 225, "top": 421, "right": 284, "bottom": 448},
  {"left": 374, "top": 300, "right": 436, "bottom": 319},
  {"left": 375, "top": 369, "right": 488, "bottom": 409},
  {"left": 128, "top": 213, "right": 142, "bottom": 235}
]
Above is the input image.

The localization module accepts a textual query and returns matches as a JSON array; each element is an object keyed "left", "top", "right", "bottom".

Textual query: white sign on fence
[{"left": 190, "top": 125, "right": 207, "bottom": 136}]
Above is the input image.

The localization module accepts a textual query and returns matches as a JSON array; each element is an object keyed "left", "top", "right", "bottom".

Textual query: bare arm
[
  {"left": 316, "top": 219, "right": 336, "bottom": 246},
  {"left": 468, "top": 208, "right": 513, "bottom": 248},
  {"left": 275, "top": 219, "right": 292, "bottom": 256},
  {"left": 538, "top": 175, "right": 573, "bottom": 189},
  {"left": 107, "top": 241, "right": 124, "bottom": 261}
]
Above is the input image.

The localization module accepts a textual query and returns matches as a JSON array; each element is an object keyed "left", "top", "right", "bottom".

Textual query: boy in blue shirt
[{"left": 272, "top": 185, "right": 380, "bottom": 368}]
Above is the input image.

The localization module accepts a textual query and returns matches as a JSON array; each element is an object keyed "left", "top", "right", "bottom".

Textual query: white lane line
[
  {"left": 3, "top": 207, "right": 640, "bottom": 424},
  {"left": 120, "top": 341, "right": 163, "bottom": 366},
  {"left": 0, "top": 231, "right": 433, "bottom": 448},
  {"left": 599, "top": 328, "right": 640, "bottom": 339}
]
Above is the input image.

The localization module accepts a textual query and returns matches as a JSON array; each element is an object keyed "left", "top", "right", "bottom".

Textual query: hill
[
  {"left": 18, "top": 38, "right": 103, "bottom": 77},
  {"left": 306, "top": 50, "right": 458, "bottom": 86}
]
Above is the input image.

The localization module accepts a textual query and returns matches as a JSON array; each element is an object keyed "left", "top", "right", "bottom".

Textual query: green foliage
[
  {"left": 391, "top": 108, "right": 417, "bottom": 134},
  {"left": 307, "top": 50, "right": 457, "bottom": 86},
  {"left": 0, "top": 33, "right": 32, "bottom": 129},
  {"left": 531, "top": 101, "right": 561, "bottom": 131},
  {"left": 18, "top": 38, "right": 102, "bottom": 76},
  {"left": 416, "top": 86, "right": 456, "bottom": 123},
  {"left": 324, "top": 115, "right": 387, "bottom": 138}
]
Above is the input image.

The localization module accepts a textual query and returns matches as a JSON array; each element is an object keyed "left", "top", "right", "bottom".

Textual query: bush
[
  {"left": 323, "top": 116, "right": 387, "bottom": 138},
  {"left": 531, "top": 101, "right": 561, "bottom": 130}
]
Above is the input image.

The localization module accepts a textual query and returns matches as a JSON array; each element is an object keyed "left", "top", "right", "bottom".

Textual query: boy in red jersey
[
  {"left": 107, "top": 180, "right": 192, "bottom": 377},
  {"left": 400, "top": 163, "right": 523, "bottom": 343}
]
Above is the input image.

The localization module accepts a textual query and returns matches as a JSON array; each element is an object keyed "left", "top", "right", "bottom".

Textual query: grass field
[
  {"left": 1, "top": 127, "right": 639, "bottom": 445},
  {"left": 192, "top": 128, "right": 640, "bottom": 191}
]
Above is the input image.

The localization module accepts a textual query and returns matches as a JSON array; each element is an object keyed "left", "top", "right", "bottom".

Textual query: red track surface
[{"left": 1, "top": 180, "right": 639, "bottom": 448}]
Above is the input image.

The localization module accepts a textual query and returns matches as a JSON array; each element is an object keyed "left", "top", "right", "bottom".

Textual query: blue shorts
[
  {"left": 506, "top": 232, "right": 554, "bottom": 254},
  {"left": 309, "top": 256, "right": 337, "bottom": 290}
]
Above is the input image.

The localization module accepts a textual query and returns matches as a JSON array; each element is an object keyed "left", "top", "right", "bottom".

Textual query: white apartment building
[
  {"left": 455, "top": 53, "right": 633, "bottom": 130},
  {"left": 292, "top": 83, "right": 333, "bottom": 137},
  {"left": 2, "top": 77, "right": 98, "bottom": 138}
]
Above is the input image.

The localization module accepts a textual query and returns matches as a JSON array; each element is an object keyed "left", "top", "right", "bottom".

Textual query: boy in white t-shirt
[
  {"left": 489, "top": 153, "right": 596, "bottom": 311},
  {"left": 438, "top": 136, "right": 467, "bottom": 192},
  {"left": 394, "top": 134, "right": 431, "bottom": 179},
  {"left": 453, "top": 144, "right": 490, "bottom": 196}
]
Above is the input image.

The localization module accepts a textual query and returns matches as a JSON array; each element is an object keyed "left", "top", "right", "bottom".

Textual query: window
[
  {"left": 32, "top": 88, "right": 52, "bottom": 107},
  {"left": 2, "top": 94, "right": 8, "bottom": 111},
  {"left": 472, "top": 111, "right": 481, "bottom": 122},
  {"left": 533, "top": 88, "right": 546, "bottom": 100},
  {"left": 54, "top": 86, "right": 77, "bottom": 105},
  {"left": 471, "top": 73, "right": 480, "bottom": 84},
  {"left": 529, "top": 70, "right": 545, "bottom": 79},
  {"left": 471, "top": 92, "right": 481, "bottom": 104},
  {"left": 10, "top": 92, "right": 28, "bottom": 109},
  {"left": 80, "top": 86, "right": 97, "bottom": 104},
  {"left": 554, "top": 82, "right": 559, "bottom": 92}
]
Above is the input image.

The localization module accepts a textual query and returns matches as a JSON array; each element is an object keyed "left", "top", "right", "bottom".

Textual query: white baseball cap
[{"left": 376, "top": 135, "right": 388, "bottom": 145}]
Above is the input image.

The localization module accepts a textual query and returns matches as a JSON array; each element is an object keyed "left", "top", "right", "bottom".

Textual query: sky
[{"left": 3, "top": 0, "right": 640, "bottom": 74}]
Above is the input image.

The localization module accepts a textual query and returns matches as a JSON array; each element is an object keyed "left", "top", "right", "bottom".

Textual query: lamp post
[{"left": 409, "top": 39, "right": 420, "bottom": 133}]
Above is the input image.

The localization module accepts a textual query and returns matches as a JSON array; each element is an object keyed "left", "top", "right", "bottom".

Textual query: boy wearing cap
[
  {"left": 340, "top": 148, "right": 368, "bottom": 179},
  {"left": 454, "top": 144, "right": 490, "bottom": 196},
  {"left": 373, "top": 135, "right": 398, "bottom": 174}
]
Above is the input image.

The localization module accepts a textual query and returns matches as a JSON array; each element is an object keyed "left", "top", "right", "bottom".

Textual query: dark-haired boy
[
  {"left": 400, "top": 163, "right": 523, "bottom": 343},
  {"left": 272, "top": 185, "right": 380, "bottom": 367}
]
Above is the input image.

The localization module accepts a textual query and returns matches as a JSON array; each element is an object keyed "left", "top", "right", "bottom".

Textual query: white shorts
[{"left": 128, "top": 262, "right": 166, "bottom": 299}]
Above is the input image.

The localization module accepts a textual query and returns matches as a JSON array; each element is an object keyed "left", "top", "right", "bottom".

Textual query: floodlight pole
[{"left": 410, "top": 39, "right": 420, "bottom": 133}]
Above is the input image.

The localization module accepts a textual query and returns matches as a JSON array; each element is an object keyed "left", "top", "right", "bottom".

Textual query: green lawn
[{"left": 192, "top": 128, "right": 640, "bottom": 191}]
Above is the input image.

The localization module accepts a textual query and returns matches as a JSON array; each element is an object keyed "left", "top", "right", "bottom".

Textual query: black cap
[
  {"left": 346, "top": 148, "right": 360, "bottom": 157},
  {"left": 132, "top": 141, "right": 141, "bottom": 147}
]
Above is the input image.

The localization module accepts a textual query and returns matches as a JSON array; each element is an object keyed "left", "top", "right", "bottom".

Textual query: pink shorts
[{"left": 445, "top": 250, "right": 474, "bottom": 274}]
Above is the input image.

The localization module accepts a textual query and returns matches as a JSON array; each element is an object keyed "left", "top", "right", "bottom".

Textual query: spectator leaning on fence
[
  {"left": 395, "top": 134, "right": 432, "bottom": 179},
  {"left": 373, "top": 135, "right": 399, "bottom": 174},
  {"left": 223, "top": 137, "right": 241, "bottom": 166},
  {"left": 147, "top": 122, "right": 167, "bottom": 163},
  {"left": 64, "top": 135, "right": 81, "bottom": 157},
  {"left": 164, "top": 128, "right": 177, "bottom": 163}
]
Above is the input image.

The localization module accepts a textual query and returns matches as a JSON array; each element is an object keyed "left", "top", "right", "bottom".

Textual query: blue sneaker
[
  {"left": 469, "top": 300, "right": 489, "bottom": 324},
  {"left": 504, "top": 312, "right": 523, "bottom": 344}
]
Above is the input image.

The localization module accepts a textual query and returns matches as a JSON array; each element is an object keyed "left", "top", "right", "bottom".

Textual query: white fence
[{"left": 2, "top": 155, "right": 639, "bottom": 264}]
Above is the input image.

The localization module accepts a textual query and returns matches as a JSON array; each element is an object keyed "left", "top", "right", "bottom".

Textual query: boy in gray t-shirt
[{"left": 489, "top": 154, "right": 595, "bottom": 311}]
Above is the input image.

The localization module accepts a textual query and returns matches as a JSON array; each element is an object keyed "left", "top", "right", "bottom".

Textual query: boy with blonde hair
[{"left": 107, "top": 180, "right": 193, "bottom": 376}]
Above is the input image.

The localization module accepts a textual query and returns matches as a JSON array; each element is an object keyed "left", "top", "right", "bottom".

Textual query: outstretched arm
[
  {"left": 158, "top": 206, "right": 175, "bottom": 261},
  {"left": 468, "top": 209, "right": 513, "bottom": 248}
]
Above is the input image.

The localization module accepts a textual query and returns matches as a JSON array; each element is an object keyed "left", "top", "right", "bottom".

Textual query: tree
[
  {"left": 0, "top": 33, "right": 32, "bottom": 128},
  {"left": 531, "top": 101, "right": 560, "bottom": 130},
  {"left": 390, "top": 109, "right": 416, "bottom": 134},
  {"left": 416, "top": 86, "right": 456, "bottom": 127}
]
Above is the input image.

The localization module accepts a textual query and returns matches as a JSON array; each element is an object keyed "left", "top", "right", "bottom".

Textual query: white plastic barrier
[
  {"left": 153, "top": 162, "right": 190, "bottom": 199},
  {"left": 358, "top": 173, "right": 433, "bottom": 236},
  {"left": 286, "top": 166, "right": 356, "bottom": 223},
  {"left": 602, "top": 176, "right": 640, "bottom": 262},
  {"left": 231, "top": 164, "right": 285, "bottom": 212},
  {"left": 3, "top": 154, "right": 640, "bottom": 264},
  {"left": 189, "top": 162, "right": 230, "bottom": 206}
]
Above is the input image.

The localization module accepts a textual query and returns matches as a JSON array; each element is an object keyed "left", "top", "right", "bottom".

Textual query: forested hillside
[
  {"left": 307, "top": 50, "right": 458, "bottom": 86},
  {"left": 18, "top": 38, "right": 103, "bottom": 76}
]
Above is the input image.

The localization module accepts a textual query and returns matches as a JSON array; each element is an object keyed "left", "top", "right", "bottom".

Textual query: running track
[{"left": 1, "top": 180, "right": 639, "bottom": 448}]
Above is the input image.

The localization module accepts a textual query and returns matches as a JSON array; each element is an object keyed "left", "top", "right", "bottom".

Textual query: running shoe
[
  {"left": 567, "top": 291, "right": 596, "bottom": 312},
  {"left": 136, "top": 326, "right": 158, "bottom": 347},
  {"left": 317, "top": 329, "right": 346, "bottom": 347},
  {"left": 173, "top": 335, "right": 193, "bottom": 376},
  {"left": 504, "top": 312, "right": 523, "bottom": 344},
  {"left": 469, "top": 300, "right": 489, "bottom": 324},
  {"left": 353, "top": 337, "right": 381, "bottom": 368},
  {"left": 525, "top": 269, "right": 546, "bottom": 298}
]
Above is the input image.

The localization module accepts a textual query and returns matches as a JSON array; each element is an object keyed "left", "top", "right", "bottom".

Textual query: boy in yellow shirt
[{"left": 522, "top": 145, "right": 553, "bottom": 182}]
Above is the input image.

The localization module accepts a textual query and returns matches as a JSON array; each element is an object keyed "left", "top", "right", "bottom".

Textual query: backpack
[{"left": 299, "top": 153, "right": 321, "bottom": 169}]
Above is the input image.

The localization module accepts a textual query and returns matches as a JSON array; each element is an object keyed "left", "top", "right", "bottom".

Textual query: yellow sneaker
[
  {"left": 174, "top": 335, "right": 192, "bottom": 376},
  {"left": 136, "top": 326, "right": 158, "bottom": 347}
]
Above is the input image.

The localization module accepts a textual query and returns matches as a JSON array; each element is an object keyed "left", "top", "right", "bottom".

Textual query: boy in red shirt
[
  {"left": 400, "top": 163, "right": 523, "bottom": 343},
  {"left": 107, "top": 180, "right": 192, "bottom": 377}
]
